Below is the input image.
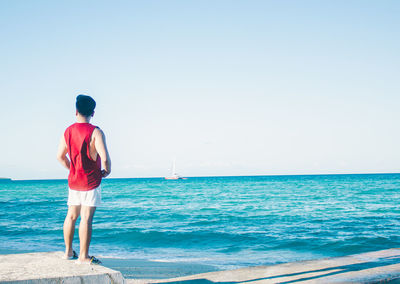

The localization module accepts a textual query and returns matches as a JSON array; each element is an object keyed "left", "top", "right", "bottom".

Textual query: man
[{"left": 57, "top": 95, "right": 111, "bottom": 264}]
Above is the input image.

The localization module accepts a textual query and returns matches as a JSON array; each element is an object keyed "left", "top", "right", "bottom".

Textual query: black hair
[{"left": 76, "top": 95, "right": 96, "bottom": 116}]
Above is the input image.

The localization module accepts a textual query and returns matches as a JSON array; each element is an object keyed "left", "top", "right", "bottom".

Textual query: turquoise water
[{"left": 1, "top": 174, "right": 400, "bottom": 270}]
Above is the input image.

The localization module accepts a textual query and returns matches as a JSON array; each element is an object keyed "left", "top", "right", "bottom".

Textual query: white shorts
[{"left": 67, "top": 186, "right": 102, "bottom": 207}]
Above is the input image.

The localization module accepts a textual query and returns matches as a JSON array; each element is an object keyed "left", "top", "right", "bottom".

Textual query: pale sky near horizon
[{"left": 0, "top": 1, "right": 399, "bottom": 179}]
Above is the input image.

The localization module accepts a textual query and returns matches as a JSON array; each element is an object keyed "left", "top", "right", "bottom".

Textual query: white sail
[{"left": 165, "top": 158, "right": 185, "bottom": 180}]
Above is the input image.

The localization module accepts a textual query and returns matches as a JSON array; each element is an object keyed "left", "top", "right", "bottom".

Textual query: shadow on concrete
[
  {"left": 153, "top": 280, "right": 235, "bottom": 284},
  {"left": 152, "top": 255, "right": 400, "bottom": 284}
]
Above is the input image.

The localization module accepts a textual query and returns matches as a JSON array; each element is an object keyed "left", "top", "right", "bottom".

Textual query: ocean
[{"left": 1, "top": 174, "right": 400, "bottom": 278}]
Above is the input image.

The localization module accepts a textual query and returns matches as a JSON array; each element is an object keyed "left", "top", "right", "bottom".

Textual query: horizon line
[{"left": 6, "top": 172, "right": 400, "bottom": 181}]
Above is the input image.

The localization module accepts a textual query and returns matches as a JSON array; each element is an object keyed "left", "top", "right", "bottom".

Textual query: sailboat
[{"left": 165, "top": 159, "right": 186, "bottom": 180}]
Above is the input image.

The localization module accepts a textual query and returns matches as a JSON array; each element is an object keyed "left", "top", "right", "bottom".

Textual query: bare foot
[
  {"left": 62, "top": 250, "right": 78, "bottom": 260},
  {"left": 76, "top": 256, "right": 101, "bottom": 265},
  {"left": 76, "top": 257, "right": 91, "bottom": 264}
]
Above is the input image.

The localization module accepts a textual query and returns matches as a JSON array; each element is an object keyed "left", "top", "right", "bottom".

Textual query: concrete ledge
[
  {"left": 128, "top": 249, "right": 400, "bottom": 283},
  {"left": 0, "top": 251, "right": 125, "bottom": 284},
  {"left": 3, "top": 249, "right": 400, "bottom": 283}
]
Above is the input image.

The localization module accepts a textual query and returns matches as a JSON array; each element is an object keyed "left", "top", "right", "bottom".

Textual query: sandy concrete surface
[
  {"left": 0, "top": 251, "right": 124, "bottom": 283},
  {"left": 3, "top": 249, "right": 400, "bottom": 283},
  {"left": 127, "top": 249, "right": 400, "bottom": 283}
]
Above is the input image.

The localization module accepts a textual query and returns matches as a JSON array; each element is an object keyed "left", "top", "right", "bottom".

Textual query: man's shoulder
[
  {"left": 92, "top": 126, "right": 105, "bottom": 137},
  {"left": 65, "top": 123, "right": 78, "bottom": 130},
  {"left": 64, "top": 123, "right": 76, "bottom": 135},
  {"left": 93, "top": 126, "right": 102, "bottom": 132}
]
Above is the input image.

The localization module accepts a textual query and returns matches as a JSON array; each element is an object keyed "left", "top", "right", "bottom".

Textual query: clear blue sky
[{"left": 0, "top": 1, "right": 399, "bottom": 179}]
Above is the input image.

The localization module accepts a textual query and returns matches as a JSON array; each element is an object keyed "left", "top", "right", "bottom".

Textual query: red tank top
[{"left": 64, "top": 123, "right": 102, "bottom": 191}]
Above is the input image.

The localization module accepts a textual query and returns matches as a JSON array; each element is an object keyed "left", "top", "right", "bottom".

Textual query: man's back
[{"left": 64, "top": 122, "right": 102, "bottom": 191}]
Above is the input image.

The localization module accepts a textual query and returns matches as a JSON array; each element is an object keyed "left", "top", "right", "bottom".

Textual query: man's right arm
[
  {"left": 94, "top": 128, "right": 111, "bottom": 177},
  {"left": 56, "top": 135, "right": 70, "bottom": 170}
]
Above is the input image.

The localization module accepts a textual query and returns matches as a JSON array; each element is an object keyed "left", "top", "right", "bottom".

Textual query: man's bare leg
[
  {"left": 63, "top": 205, "right": 81, "bottom": 258},
  {"left": 78, "top": 206, "right": 96, "bottom": 262}
]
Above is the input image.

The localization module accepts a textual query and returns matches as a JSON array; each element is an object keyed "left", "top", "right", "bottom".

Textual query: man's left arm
[{"left": 56, "top": 135, "right": 70, "bottom": 170}]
